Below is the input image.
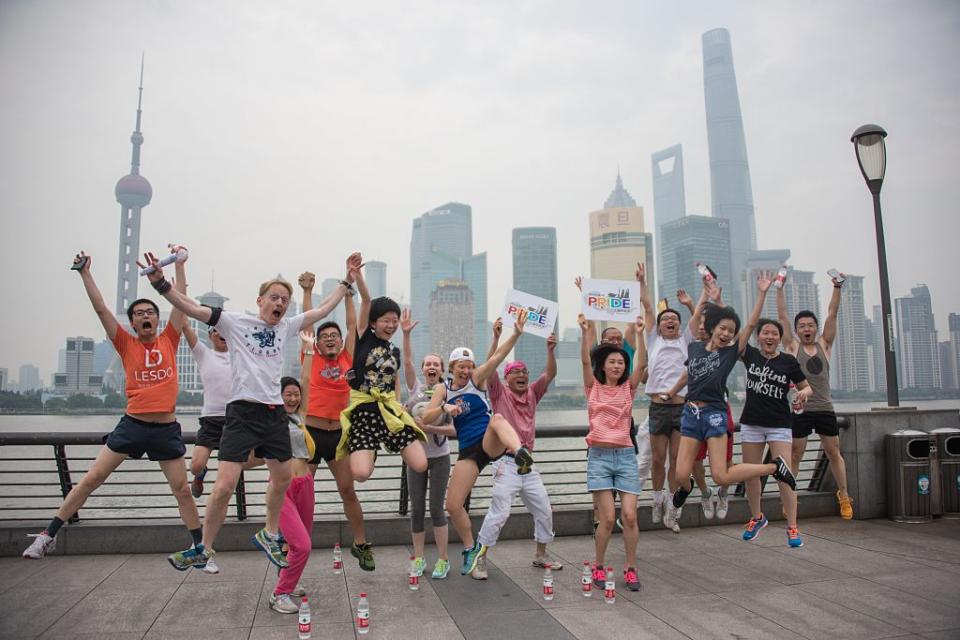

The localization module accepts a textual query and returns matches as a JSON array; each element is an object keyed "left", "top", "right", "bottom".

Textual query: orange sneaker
[{"left": 837, "top": 491, "right": 854, "bottom": 520}]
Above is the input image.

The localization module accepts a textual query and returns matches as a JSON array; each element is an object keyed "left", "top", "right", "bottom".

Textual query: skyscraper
[
  {"left": 895, "top": 285, "right": 941, "bottom": 390},
  {"left": 54, "top": 337, "right": 103, "bottom": 395},
  {"left": 0, "top": 368, "right": 7, "bottom": 392},
  {"left": 589, "top": 174, "right": 654, "bottom": 321},
  {"left": 410, "top": 203, "right": 488, "bottom": 357},
  {"left": 948, "top": 313, "right": 960, "bottom": 391},
  {"left": 703, "top": 28, "right": 757, "bottom": 310},
  {"left": 743, "top": 262, "right": 819, "bottom": 328},
  {"left": 18, "top": 364, "right": 41, "bottom": 392},
  {"left": 939, "top": 341, "right": 958, "bottom": 390},
  {"left": 871, "top": 305, "right": 888, "bottom": 393},
  {"left": 659, "top": 215, "right": 732, "bottom": 323},
  {"left": 365, "top": 261, "right": 387, "bottom": 299},
  {"left": 429, "top": 280, "right": 475, "bottom": 362},
  {"left": 651, "top": 145, "right": 687, "bottom": 298},
  {"left": 114, "top": 58, "right": 152, "bottom": 317},
  {"left": 833, "top": 275, "right": 871, "bottom": 392},
  {"left": 512, "top": 227, "right": 558, "bottom": 377}
]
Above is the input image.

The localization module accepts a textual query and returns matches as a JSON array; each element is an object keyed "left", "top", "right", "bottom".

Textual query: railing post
[
  {"left": 234, "top": 469, "right": 247, "bottom": 521},
  {"left": 53, "top": 444, "right": 79, "bottom": 523},
  {"left": 398, "top": 462, "right": 409, "bottom": 515}
]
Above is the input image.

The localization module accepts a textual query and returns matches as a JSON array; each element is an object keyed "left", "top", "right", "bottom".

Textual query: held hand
[
  {"left": 169, "top": 244, "right": 189, "bottom": 263},
  {"left": 636, "top": 262, "right": 646, "bottom": 284},
  {"left": 574, "top": 276, "right": 583, "bottom": 291},
  {"left": 72, "top": 251, "right": 91, "bottom": 273},
  {"left": 546, "top": 332, "right": 557, "bottom": 352},
  {"left": 298, "top": 271, "right": 316, "bottom": 291},
  {"left": 577, "top": 313, "right": 590, "bottom": 332},
  {"left": 512, "top": 308, "right": 528, "bottom": 334},
  {"left": 492, "top": 317, "right": 503, "bottom": 339},
  {"left": 831, "top": 273, "right": 846, "bottom": 288},
  {"left": 658, "top": 393, "right": 672, "bottom": 402},
  {"left": 136, "top": 251, "right": 164, "bottom": 283},
  {"left": 444, "top": 403, "right": 463, "bottom": 417},
  {"left": 635, "top": 315, "right": 645, "bottom": 333},
  {"left": 346, "top": 252, "right": 363, "bottom": 275},
  {"left": 676, "top": 289, "right": 692, "bottom": 307},
  {"left": 400, "top": 308, "right": 419, "bottom": 334},
  {"left": 757, "top": 270, "right": 773, "bottom": 293},
  {"left": 706, "top": 282, "right": 723, "bottom": 304}
]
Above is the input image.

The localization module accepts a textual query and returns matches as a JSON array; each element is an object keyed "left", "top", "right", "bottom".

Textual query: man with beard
[{"left": 24, "top": 250, "right": 201, "bottom": 560}]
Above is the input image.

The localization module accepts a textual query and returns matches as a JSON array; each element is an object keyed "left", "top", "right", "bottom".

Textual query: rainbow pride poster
[
  {"left": 580, "top": 278, "right": 640, "bottom": 322},
  {"left": 501, "top": 289, "right": 558, "bottom": 339}
]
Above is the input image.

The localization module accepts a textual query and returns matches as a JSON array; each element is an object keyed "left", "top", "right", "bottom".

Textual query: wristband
[
  {"left": 151, "top": 278, "right": 172, "bottom": 294},
  {"left": 339, "top": 279, "right": 355, "bottom": 294},
  {"left": 303, "top": 350, "right": 315, "bottom": 356},
  {"left": 833, "top": 284, "right": 842, "bottom": 289}
]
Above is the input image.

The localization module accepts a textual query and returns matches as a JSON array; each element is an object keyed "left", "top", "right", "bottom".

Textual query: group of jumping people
[{"left": 22, "top": 246, "right": 853, "bottom": 607}]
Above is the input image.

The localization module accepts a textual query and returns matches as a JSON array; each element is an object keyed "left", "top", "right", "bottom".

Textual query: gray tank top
[{"left": 796, "top": 343, "right": 833, "bottom": 412}]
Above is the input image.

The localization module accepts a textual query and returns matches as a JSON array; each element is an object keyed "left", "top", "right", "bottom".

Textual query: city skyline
[{"left": 2, "top": 2, "right": 959, "bottom": 377}]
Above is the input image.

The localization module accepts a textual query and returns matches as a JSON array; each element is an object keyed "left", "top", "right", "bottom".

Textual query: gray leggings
[{"left": 407, "top": 454, "right": 451, "bottom": 533}]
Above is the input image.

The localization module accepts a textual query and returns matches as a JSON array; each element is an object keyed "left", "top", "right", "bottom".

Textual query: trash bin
[
  {"left": 886, "top": 429, "right": 936, "bottom": 523},
  {"left": 930, "top": 427, "right": 960, "bottom": 519}
]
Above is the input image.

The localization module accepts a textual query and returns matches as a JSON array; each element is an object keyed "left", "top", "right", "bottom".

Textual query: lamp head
[{"left": 851, "top": 124, "right": 887, "bottom": 192}]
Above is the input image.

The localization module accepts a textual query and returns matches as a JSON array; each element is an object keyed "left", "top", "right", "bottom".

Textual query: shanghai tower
[{"left": 703, "top": 28, "right": 756, "bottom": 307}]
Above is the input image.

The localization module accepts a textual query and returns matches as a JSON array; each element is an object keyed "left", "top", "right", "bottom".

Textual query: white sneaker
[
  {"left": 715, "top": 489, "right": 729, "bottom": 520},
  {"left": 652, "top": 495, "right": 665, "bottom": 525},
  {"left": 291, "top": 584, "right": 306, "bottom": 597},
  {"left": 269, "top": 592, "right": 299, "bottom": 614},
  {"left": 202, "top": 557, "right": 220, "bottom": 574},
  {"left": 701, "top": 488, "right": 715, "bottom": 520},
  {"left": 470, "top": 554, "right": 488, "bottom": 580},
  {"left": 22, "top": 532, "right": 56, "bottom": 559},
  {"left": 672, "top": 507, "right": 682, "bottom": 533},
  {"left": 663, "top": 502, "right": 677, "bottom": 530}
]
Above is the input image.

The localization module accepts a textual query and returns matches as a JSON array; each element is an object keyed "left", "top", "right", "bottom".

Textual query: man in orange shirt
[{"left": 23, "top": 251, "right": 201, "bottom": 560}]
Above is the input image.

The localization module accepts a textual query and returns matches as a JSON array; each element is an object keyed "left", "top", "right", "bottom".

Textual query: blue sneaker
[
  {"left": 787, "top": 526, "right": 803, "bottom": 548},
  {"left": 742, "top": 514, "right": 768, "bottom": 541},
  {"left": 461, "top": 542, "right": 486, "bottom": 575},
  {"left": 168, "top": 543, "right": 209, "bottom": 571},
  {"left": 252, "top": 528, "right": 289, "bottom": 568},
  {"left": 514, "top": 447, "right": 534, "bottom": 475}
]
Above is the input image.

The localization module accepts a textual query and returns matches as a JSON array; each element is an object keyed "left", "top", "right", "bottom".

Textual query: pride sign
[
  {"left": 581, "top": 278, "right": 640, "bottom": 321},
  {"left": 501, "top": 289, "right": 558, "bottom": 339}
]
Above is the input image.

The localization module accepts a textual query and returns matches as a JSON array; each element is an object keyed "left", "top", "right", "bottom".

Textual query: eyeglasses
[
  {"left": 268, "top": 294, "right": 290, "bottom": 304},
  {"left": 132, "top": 309, "right": 158, "bottom": 318},
  {"left": 317, "top": 332, "right": 341, "bottom": 341},
  {"left": 507, "top": 368, "right": 529, "bottom": 375}
]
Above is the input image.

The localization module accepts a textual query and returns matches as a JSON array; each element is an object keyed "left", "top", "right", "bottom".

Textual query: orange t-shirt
[
  {"left": 112, "top": 322, "right": 181, "bottom": 414},
  {"left": 304, "top": 350, "right": 352, "bottom": 420}
]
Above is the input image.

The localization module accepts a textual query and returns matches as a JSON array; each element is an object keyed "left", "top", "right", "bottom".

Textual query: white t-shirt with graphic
[
  {"left": 191, "top": 341, "right": 232, "bottom": 417},
  {"left": 214, "top": 311, "right": 306, "bottom": 405},
  {"left": 645, "top": 327, "right": 694, "bottom": 396}
]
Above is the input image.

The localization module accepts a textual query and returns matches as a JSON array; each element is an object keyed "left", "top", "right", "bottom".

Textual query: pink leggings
[{"left": 274, "top": 475, "right": 315, "bottom": 596}]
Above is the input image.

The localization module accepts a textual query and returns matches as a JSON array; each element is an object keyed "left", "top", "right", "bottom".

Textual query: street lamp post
[{"left": 851, "top": 124, "right": 899, "bottom": 407}]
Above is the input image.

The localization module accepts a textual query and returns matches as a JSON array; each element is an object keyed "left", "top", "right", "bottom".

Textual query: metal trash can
[
  {"left": 886, "top": 429, "right": 936, "bottom": 523},
  {"left": 930, "top": 427, "right": 960, "bottom": 519}
]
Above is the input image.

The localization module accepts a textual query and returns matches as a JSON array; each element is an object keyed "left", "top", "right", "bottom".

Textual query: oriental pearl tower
[{"left": 113, "top": 57, "right": 153, "bottom": 316}]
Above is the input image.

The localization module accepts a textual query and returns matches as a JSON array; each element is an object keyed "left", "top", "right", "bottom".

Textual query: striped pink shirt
[{"left": 585, "top": 382, "right": 636, "bottom": 448}]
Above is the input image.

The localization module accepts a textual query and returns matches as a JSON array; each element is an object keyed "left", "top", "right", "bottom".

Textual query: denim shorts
[
  {"left": 586, "top": 446, "right": 642, "bottom": 495},
  {"left": 680, "top": 404, "right": 729, "bottom": 442}
]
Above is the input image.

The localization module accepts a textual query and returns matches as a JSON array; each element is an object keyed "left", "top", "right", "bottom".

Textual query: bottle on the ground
[
  {"left": 409, "top": 555, "right": 420, "bottom": 591},
  {"left": 356, "top": 592, "right": 370, "bottom": 635},
  {"left": 333, "top": 542, "right": 343, "bottom": 575},
  {"left": 604, "top": 566, "right": 615, "bottom": 604},
  {"left": 298, "top": 597, "right": 311, "bottom": 640},
  {"left": 581, "top": 561, "right": 592, "bottom": 598},
  {"left": 542, "top": 563, "right": 554, "bottom": 601}
]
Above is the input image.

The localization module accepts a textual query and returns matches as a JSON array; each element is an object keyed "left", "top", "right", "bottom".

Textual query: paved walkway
[{"left": 1, "top": 517, "right": 959, "bottom": 639}]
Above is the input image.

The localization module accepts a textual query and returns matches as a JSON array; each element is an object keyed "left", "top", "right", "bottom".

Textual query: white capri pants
[
  {"left": 636, "top": 418, "right": 652, "bottom": 489},
  {"left": 477, "top": 456, "right": 555, "bottom": 547}
]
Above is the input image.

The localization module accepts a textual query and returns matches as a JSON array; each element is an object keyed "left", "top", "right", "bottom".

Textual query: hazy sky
[{"left": 2, "top": 1, "right": 959, "bottom": 381}]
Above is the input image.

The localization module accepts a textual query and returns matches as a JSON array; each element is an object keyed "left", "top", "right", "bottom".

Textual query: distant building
[
  {"left": 895, "top": 285, "right": 941, "bottom": 390},
  {"left": 939, "top": 341, "right": 958, "bottom": 390},
  {"left": 18, "top": 364, "right": 41, "bottom": 392},
  {"left": 948, "top": 313, "right": 960, "bottom": 391},
  {"left": 554, "top": 336, "right": 582, "bottom": 390},
  {"left": 833, "top": 275, "right": 871, "bottom": 392},
  {"left": 429, "top": 280, "right": 474, "bottom": 362},
  {"left": 54, "top": 337, "right": 103, "bottom": 395},
  {"left": 365, "top": 261, "right": 387, "bottom": 299},
  {"left": 870, "top": 305, "right": 888, "bottom": 393},
  {"left": 742, "top": 254, "right": 820, "bottom": 326},
  {"left": 651, "top": 145, "right": 687, "bottom": 299},
  {"left": 512, "top": 227, "right": 558, "bottom": 378},
  {"left": 0, "top": 368, "right": 7, "bottom": 392},
  {"left": 659, "top": 215, "right": 732, "bottom": 324}
]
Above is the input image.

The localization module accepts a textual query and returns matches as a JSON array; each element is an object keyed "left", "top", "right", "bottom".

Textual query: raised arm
[
  {"left": 739, "top": 271, "right": 772, "bottom": 354},
  {"left": 637, "top": 262, "right": 655, "bottom": 335},
  {"left": 73, "top": 252, "right": 120, "bottom": 341},
  {"left": 544, "top": 332, "right": 558, "bottom": 386},
  {"left": 400, "top": 307, "right": 419, "bottom": 390},
  {"left": 299, "top": 331, "right": 315, "bottom": 410},
  {"left": 170, "top": 248, "right": 188, "bottom": 332},
  {"left": 687, "top": 285, "right": 708, "bottom": 335},
  {"left": 578, "top": 313, "right": 596, "bottom": 389},
  {"left": 343, "top": 285, "right": 358, "bottom": 357},
  {"left": 298, "top": 271, "right": 316, "bottom": 312},
  {"left": 299, "top": 254, "right": 361, "bottom": 331},
  {"left": 139, "top": 251, "right": 213, "bottom": 324},
  {"left": 473, "top": 310, "right": 527, "bottom": 386},
  {"left": 181, "top": 319, "right": 199, "bottom": 349},
  {"left": 628, "top": 317, "right": 646, "bottom": 390},
  {"left": 821, "top": 273, "right": 844, "bottom": 351},
  {"left": 777, "top": 279, "right": 797, "bottom": 352},
  {"left": 354, "top": 257, "right": 372, "bottom": 336},
  {"left": 486, "top": 317, "right": 503, "bottom": 362}
]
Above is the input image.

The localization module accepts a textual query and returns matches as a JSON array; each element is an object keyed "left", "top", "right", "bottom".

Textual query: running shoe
[
  {"left": 623, "top": 567, "right": 641, "bottom": 592},
  {"left": 772, "top": 456, "right": 797, "bottom": 490},
  {"left": 671, "top": 507, "right": 682, "bottom": 534},
  {"left": 701, "top": 487, "right": 715, "bottom": 520},
  {"left": 714, "top": 487, "right": 729, "bottom": 520},
  {"left": 514, "top": 447, "right": 534, "bottom": 475},
  {"left": 168, "top": 543, "right": 210, "bottom": 571},
  {"left": 432, "top": 558, "right": 450, "bottom": 579},
  {"left": 837, "top": 492, "right": 854, "bottom": 520},
  {"left": 351, "top": 542, "right": 376, "bottom": 571},
  {"left": 673, "top": 482, "right": 692, "bottom": 509},
  {"left": 190, "top": 468, "right": 206, "bottom": 499},
  {"left": 22, "top": 531, "right": 56, "bottom": 559},
  {"left": 592, "top": 564, "right": 606, "bottom": 589},
  {"left": 663, "top": 502, "right": 678, "bottom": 530},
  {"left": 461, "top": 541, "right": 486, "bottom": 575},
  {"left": 532, "top": 553, "right": 563, "bottom": 570},
  {"left": 291, "top": 584, "right": 306, "bottom": 597},
  {"left": 201, "top": 556, "right": 220, "bottom": 575},
  {"left": 269, "top": 592, "right": 299, "bottom": 614},
  {"left": 742, "top": 514, "right": 768, "bottom": 541},
  {"left": 412, "top": 556, "right": 426, "bottom": 577},
  {"left": 651, "top": 495, "right": 664, "bottom": 525},
  {"left": 471, "top": 554, "right": 488, "bottom": 580},
  {"left": 787, "top": 527, "right": 803, "bottom": 548},
  {"left": 252, "top": 529, "right": 289, "bottom": 568}
]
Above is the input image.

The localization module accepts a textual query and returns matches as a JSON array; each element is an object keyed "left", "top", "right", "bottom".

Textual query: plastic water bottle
[
  {"left": 695, "top": 262, "right": 716, "bottom": 285},
  {"left": 542, "top": 563, "right": 554, "bottom": 601},
  {"left": 333, "top": 543, "right": 343, "bottom": 575},
  {"left": 408, "top": 556, "right": 420, "bottom": 591},
  {"left": 773, "top": 266, "right": 788, "bottom": 289},
  {"left": 138, "top": 245, "right": 188, "bottom": 276},
  {"left": 827, "top": 268, "right": 846, "bottom": 284},
  {"left": 298, "top": 597, "right": 311, "bottom": 640},
  {"left": 356, "top": 593, "right": 370, "bottom": 634},
  {"left": 604, "top": 566, "right": 615, "bottom": 604},
  {"left": 581, "top": 561, "right": 592, "bottom": 598},
  {"left": 789, "top": 384, "right": 804, "bottom": 415}
]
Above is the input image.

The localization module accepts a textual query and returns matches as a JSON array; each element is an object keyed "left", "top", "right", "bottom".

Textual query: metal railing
[{"left": 0, "top": 419, "right": 846, "bottom": 522}]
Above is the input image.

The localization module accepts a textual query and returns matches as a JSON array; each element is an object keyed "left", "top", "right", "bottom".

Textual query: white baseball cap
[{"left": 448, "top": 347, "right": 475, "bottom": 363}]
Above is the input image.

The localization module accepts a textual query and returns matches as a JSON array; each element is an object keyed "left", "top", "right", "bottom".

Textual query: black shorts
[
  {"left": 346, "top": 403, "right": 419, "bottom": 454},
  {"left": 792, "top": 411, "right": 840, "bottom": 439},
  {"left": 648, "top": 402, "right": 683, "bottom": 436},
  {"left": 457, "top": 442, "right": 504, "bottom": 473},
  {"left": 219, "top": 401, "right": 292, "bottom": 463},
  {"left": 306, "top": 426, "right": 341, "bottom": 465},
  {"left": 195, "top": 416, "right": 226, "bottom": 450},
  {"left": 104, "top": 415, "right": 186, "bottom": 461}
]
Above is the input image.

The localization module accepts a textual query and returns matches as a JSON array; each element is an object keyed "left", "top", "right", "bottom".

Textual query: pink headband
[{"left": 504, "top": 361, "right": 527, "bottom": 376}]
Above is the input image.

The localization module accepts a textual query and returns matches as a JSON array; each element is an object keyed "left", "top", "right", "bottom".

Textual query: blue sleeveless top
[{"left": 446, "top": 378, "right": 492, "bottom": 450}]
